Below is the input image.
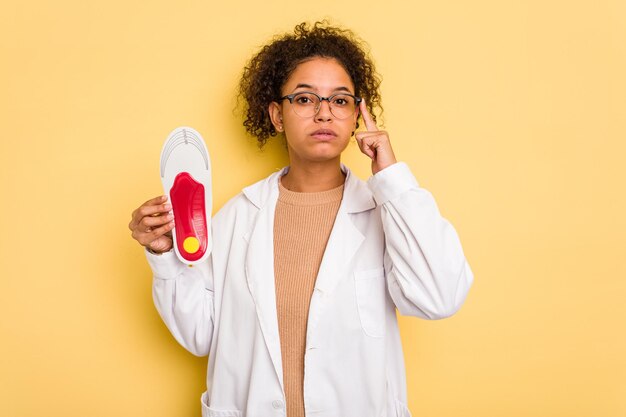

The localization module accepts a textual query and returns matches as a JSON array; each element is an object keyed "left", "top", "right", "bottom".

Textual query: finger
[
  {"left": 139, "top": 212, "right": 174, "bottom": 229},
  {"left": 355, "top": 130, "right": 388, "bottom": 141},
  {"left": 146, "top": 221, "right": 175, "bottom": 242},
  {"left": 135, "top": 202, "right": 172, "bottom": 220},
  {"left": 135, "top": 221, "right": 175, "bottom": 246},
  {"left": 143, "top": 195, "right": 168, "bottom": 207},
  {"left": 355, "top": 136, "right": 375, "bottom": 159},
  {"left": 355, "top": 131, "right": 389, "bottom": 156},
  {"left": 130, "top": 196, "right": 169, "bottom": 228},
  {"left": 359, "top": 99, "right": 378, "bottom": 132}
]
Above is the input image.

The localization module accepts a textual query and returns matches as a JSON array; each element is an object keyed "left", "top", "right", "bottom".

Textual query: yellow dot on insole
[{"left": 183, "top": 236, "right": 200, "bottom": 253}]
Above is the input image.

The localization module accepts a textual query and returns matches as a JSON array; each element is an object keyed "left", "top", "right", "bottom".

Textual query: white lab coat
[{"left": 145, "top": 162, "right": 474, "bottom": 417}]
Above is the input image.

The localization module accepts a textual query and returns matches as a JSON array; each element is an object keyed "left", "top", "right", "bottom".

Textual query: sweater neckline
[{"left": 277, "top": 175, "right": 345, "bottom": 206}]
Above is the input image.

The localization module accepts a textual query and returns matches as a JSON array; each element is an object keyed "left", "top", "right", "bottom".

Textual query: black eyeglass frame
[{"left": 278, "top": 91, "right": 363, "bottom": 119}]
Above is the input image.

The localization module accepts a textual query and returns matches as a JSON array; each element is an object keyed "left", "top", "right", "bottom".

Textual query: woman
[{"left": 129, "top": 21, "right": 473, "bottom": 417}]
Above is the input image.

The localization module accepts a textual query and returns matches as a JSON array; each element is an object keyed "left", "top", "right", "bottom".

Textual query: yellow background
[{"left": 1, "top": 1, "right": 625, "bottom": 416}]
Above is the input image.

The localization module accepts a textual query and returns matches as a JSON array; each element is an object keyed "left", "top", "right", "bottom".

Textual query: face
[{"left": 268, "top": 57, "right": 359, "bottom": 165}]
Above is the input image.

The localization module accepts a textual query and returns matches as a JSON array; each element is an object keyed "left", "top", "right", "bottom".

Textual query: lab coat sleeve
[
  {"left": 145, "top": 248, "right": 214, "bottom": 356},
  {"left": 367, "top": 162, "right": 474, "bottom": 320}
]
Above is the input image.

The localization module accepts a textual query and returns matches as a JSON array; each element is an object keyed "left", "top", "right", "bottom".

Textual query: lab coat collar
[{"left": 242, "top": 163, "right": 376, "bottom": 213}]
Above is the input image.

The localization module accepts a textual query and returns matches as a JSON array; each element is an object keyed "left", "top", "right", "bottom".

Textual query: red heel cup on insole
[{"left": 170, "top": 172, "right": 207, "bottom": 262}]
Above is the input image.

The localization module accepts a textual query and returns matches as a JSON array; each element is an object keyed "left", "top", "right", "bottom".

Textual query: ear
[{"left": 268, "top": 101, "right": 284, "bottom": 132}]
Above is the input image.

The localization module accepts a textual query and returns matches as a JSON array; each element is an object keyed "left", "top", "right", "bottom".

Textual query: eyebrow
[{"left": 292, "top": 83, "right": 353, "bottom": 93}]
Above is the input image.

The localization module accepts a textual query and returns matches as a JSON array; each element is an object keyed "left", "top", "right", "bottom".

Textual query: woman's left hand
[{"left": 355, "top": 99, "right": 397, "bottom": 175}]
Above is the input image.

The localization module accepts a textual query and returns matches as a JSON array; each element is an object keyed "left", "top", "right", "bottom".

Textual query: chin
[
  {"left": 297, "top": 149, "right": 339, "bottom": 162},
  {"left": 308, "top": 144, "right": 348, "bottom": 162}
]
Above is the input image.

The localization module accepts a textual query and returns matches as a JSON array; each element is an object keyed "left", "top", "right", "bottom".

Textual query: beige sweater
[{"left": 273, "top": 177, "right": 344, "bottom": 417}]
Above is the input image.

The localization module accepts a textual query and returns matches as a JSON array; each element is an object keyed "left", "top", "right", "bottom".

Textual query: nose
[{"left": 315, "top": 99, "right": 333, "bottom": 122}]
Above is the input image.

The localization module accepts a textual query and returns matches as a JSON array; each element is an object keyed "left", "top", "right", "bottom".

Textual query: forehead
[{"left": 282, "top": 57, "right": 355, "bottom": 93}]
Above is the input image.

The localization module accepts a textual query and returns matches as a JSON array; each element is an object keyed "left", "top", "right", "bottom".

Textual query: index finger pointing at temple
[{"left": 359, "top": 99, "right": 378, "bottom": 132}]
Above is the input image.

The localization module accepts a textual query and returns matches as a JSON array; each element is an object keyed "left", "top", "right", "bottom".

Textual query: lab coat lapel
[
  {"left": 305, "top": 206, "right": 364, "bottom": 348},
  {"left": 305, "top": 166, "right": 375, "bottom": 348},
  {"left": 243, "top": 173, "right": 284, "bottom": 392}
]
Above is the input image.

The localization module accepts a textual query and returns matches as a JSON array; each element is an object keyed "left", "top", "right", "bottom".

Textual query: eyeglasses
[{"left": 279, "top": 92, "right": 362, "bottom": 120}]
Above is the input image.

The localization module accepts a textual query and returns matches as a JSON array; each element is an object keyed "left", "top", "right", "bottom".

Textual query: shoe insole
[{"left": 160, "top": 127, "right": 212, "bottom": 265}]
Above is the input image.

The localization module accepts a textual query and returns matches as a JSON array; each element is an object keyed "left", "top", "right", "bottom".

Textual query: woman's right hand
[{"left": 129, "top": 195, "right": 175, "bottom": 254}]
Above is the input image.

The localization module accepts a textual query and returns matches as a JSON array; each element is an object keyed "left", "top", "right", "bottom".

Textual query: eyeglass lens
[{"left": 290, "top": 93, "right": 357, "bottom": 119}]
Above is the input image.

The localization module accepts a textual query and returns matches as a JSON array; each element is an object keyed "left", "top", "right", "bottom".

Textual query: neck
[{"left": 281, "top": 157, "right": 345, "bottom": 192}]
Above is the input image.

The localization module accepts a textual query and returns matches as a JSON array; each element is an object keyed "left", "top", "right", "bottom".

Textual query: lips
[{"left": 310, "top": 129, "right": 337, "bottom": 139}]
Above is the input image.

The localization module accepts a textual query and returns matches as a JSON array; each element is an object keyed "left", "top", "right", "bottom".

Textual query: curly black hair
[{"left": 237, "top": 20, "right": 383, "bottom": 148}]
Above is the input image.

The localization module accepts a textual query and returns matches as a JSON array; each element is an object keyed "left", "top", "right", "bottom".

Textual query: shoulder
[
  {"left": 212, "top": 168, "right": 284, "bottom": 226},
  {"left": 213, "top": 192, "right": 248, "bottom": 222}
]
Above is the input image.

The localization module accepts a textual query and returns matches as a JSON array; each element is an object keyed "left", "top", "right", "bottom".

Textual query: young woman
[{"left": 129, "top": 21, "right": 473, "bottom": 417}]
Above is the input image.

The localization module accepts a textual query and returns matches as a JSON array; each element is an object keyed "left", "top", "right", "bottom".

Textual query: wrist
[
  {"left": 373, "top": 159, "right": 398, "bottom": 175},
  {"left": 146, "top": 246, "right": 167, "bottom": 255}
]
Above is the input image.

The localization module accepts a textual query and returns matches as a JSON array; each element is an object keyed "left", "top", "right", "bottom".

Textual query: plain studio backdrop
[{"left": 1, "top": 1, "right": 624, "bottom": 416}]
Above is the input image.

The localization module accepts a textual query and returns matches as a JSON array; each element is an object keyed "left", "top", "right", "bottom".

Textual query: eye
[
  {"left": 294, "top": 93, "right": 317, "bottom": 105},
  {"left": 331, "top": 95, "right": 351, "bottom": 106}
]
